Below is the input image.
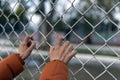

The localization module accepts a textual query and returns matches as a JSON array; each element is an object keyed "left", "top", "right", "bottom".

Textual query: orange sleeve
[
  {"left": 0, "top": 54, "right": 25, "bottom": 80},
  {"left": 39, "top": 60, "right": 69, "bottom": 80}
]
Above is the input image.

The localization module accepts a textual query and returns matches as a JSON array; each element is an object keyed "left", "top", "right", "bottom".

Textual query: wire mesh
[{"left": 0, "top": 0, "right": 120, "bottom": 80}]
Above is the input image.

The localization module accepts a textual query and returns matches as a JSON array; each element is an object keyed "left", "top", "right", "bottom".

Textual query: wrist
[
  {"left": 16, "top": 54, "right": 25, "bottom": 65},
  {"left": 19, "top": 53, "right": 25, "bottom": 60},
  {"left": 50, "top": 59, "right": 67, "bottom": 65}
]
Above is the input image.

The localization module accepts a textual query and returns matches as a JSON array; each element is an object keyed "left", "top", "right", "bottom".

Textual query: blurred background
[{"left": 0, "top": 0, "right": 120, "bottom": 80}]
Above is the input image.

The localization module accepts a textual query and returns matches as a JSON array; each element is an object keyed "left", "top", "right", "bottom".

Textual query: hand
[
  {"left": 18, "top": 36, "right": 36, "bottom": 60},
  {"left": 49, "top": 36, "right": 77, "bottom": 64}
]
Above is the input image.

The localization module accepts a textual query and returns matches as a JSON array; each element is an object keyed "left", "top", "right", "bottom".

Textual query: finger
[
  {"left": 27, "top": 42, "right": 36, "bottom": 53},
  {"left": 22, "top": 35, "right": 31, "bottom": 44},
  {"left": 64, "top": 50, "right": 77, "bottom": 64},
  {"left": 27, "top": 41, "right": 32, "bottom": 47},
  {"left": 62, "top": 41, "right": 70, "bottom": 49},
  {"left": 56, "top": 36, "right": 64, "bottom": 46},
  {"left": 59, "top": 41, "right": 70, "bottom": 56},
  {"left": 49, "top": 46, "right": 55, "bottom": 61},
  {"left": 49, "top": 46, "right": 54, "bottom": 55},
  {"left": 59, "top": 41, "right": 70, "bottom": 59},
  {"left": 30, "top": 36, "right": 34, "bottom": 40},
  {"left": 66, "top": 44, "right": 73, "bottom": 52},
  {"left": 61, "top": 44, "right": 73, "bottom": 60}
]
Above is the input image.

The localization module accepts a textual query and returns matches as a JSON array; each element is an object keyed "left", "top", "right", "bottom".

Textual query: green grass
[{"left": 76, "top": 48, "right": 118, "bottom": 57}]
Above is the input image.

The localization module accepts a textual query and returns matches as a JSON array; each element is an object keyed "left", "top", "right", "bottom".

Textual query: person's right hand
[
  {"left": 18, "top": 36, "right": 36, "bottom": 60},
  {"left": 49, "top": 36, "right": 77, "bottom": 64}
]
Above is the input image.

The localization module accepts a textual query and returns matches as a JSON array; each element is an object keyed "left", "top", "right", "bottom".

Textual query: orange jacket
[
  {"left": 0, "top": 54, "right": 69, "bottom": 80},
  {"left": 40, "top": 60, "right": 69, "bottom": 80}
]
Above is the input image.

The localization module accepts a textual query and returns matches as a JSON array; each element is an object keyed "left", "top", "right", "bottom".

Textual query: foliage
[{"left": 0, "top": 1, "right": 28, "bottom": 34}]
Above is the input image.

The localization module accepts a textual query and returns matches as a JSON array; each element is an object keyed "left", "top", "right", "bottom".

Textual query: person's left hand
[{"left": 18, "top": 36, "right": 36, "bottom": 60}]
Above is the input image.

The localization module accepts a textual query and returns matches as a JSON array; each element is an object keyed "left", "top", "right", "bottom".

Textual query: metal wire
[{"left": 0, "top": 0, "right": 120, "bottom": 80}]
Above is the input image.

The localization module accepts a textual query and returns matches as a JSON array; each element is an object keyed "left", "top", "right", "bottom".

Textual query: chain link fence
[{"left": 0, "top": 0, "right": 120, "bottom": 80}]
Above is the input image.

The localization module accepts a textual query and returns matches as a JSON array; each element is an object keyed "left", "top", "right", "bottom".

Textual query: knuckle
[
  {"left": 65, "top": 41, "right": 70, "bottom": 44},
  {"left": 55, "top": 45, "right": 60, "bottom": 49},
  {"left": 21, "top": 42, "right": 26, "bottom": 46},
  {"left": 69, "top": 44, "right": 73, "bottom": 48}
]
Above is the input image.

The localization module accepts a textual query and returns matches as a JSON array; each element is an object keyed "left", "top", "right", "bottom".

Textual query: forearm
[
  {"left": 39, "top": 60, "right": 69, "bottom": 80},
  {"left": 0, "top": 54, "right": 25, "bottom": 80}
]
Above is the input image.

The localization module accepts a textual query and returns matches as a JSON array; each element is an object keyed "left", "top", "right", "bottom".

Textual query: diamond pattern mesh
[{"left": 0, "top": 0, "right": 120, "bottom": 80}]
